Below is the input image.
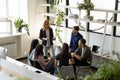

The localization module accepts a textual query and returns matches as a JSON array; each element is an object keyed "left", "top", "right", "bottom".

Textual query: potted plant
[
  {"left": 14, "top": 18, "right": 30, "bottom": 36},
  {"left": 83, "top": 53, "right": 120, "bottom": 80},
  {"left": 77, "top": 0, "right": 94, "bottom": 20}
]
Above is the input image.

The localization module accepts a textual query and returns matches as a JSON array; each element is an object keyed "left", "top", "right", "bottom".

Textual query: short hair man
[
  {"left": 71, "top": 39, "right": 92, "bottom": 66},
  {"left": 69, "top": 26, "right": 83, "bottom": 53}
]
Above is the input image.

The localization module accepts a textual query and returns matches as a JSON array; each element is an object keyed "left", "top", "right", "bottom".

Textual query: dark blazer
[
  {"left": 75, "top": 45, "right": 92, "bottom": 64},
  {"left": 39, "top": 28, "right": 54, "bottom": 46}
]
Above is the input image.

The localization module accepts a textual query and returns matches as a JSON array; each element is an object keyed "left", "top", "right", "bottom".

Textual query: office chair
[
  {"left": 59, "top": 66, "right": 75, "bottom": 80},
  {"left": 75, "top": 50, "right": 92, "bottom": 78},
  {"left": 76, "top": 66, "right": 92, "bottom": 78}
]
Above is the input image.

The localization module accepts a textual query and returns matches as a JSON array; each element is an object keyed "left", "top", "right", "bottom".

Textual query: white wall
[
  {"left": 16, "top": 0, "right": 47, "bottom": 58},
  {"left": 28, "top": 0, "right": 46, "bottom": 39},
  {"left": 8, "top": 0, "right": 47, "bottom": 58}
]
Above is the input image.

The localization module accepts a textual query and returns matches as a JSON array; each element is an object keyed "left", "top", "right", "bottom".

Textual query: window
[
  {"left": 0, "top": 0, "right": 9, "bottom": 34},
  {"left": 0, "top": 21, "right": 12, "bottom": 34},
  {"left": 116, "top": 5, "right": 120, "bottom": 36},
  {"left": 48, "top": 0, "right": 119, "bottom": 36},
  {"left": 68, "top": 0, "right": 116, "bottom": 34},
  {"left": 90, "top": 11, "right": 113, "bottom": 34},
  {"left": 116, "top": 27, "right": 120, "bottom": 36},
  {"left": 8, "top": 0, "right": 19, "bottom": 17},
  {"left": 0, "top": 0, "right": 28, "bottom": 34},
  {"left": 89, "top": 0, "right": 115, "bottom": 34},
  {"left": 0, "top": 0, "right": 6, "bottom": 18},
  {"left": 68, "top": 0, "right": 83, "bottom": 28}
]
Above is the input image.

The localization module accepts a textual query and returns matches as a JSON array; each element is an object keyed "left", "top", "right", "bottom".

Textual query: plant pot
[
  {"left": 83, "top": 16, "right": 93, "bottom": 21},
  {"left": 88, "top": 16, "right": 93, "bottom": 20},
  {"left": 18, "top": 28, "right": 22, "bottom": 32}
]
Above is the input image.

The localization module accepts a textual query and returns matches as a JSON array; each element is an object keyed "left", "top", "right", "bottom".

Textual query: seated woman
[
  {"left": 28, "top": 39, "right": 39, "bottom": 66},
  {"left": 34, "top": 44, "right": 55, "bottom": 75},
  {"left": 54, "top": 43, "right": 74, "bottom": 74}
]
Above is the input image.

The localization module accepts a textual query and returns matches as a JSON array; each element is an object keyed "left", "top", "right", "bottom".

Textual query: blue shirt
[{"left": 70, "top": 32, "right": 83, "bottom": 53}]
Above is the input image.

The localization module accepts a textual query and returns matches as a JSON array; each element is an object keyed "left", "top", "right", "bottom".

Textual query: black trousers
[{"left": 74, "top": 57, "right": 90, "bottom": 66}]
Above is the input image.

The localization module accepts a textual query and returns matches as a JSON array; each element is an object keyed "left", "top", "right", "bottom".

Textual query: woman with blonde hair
[{"left": 39, "top": 20, "right": 55, "bottom": 57}]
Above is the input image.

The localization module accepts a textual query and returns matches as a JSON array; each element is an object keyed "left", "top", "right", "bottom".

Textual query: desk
[{"left": 0, "top": 57, "right": 59, "bottom": 80}]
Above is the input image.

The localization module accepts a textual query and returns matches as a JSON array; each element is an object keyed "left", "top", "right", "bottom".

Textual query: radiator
[{"left": 0, "top": 40, "right": 17, "bottom": 58}]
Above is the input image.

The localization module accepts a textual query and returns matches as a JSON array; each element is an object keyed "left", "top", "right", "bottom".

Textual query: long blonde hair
[{"left": 42, "top": 20, "right": 50, "bottom": 31}]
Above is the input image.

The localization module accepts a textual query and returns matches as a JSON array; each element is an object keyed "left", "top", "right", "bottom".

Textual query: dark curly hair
[{"left": 59, "top": 43, "right": 69, "bottom": 60}]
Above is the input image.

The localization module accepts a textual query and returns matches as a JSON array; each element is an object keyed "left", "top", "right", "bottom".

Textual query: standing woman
[{"left": 39, "top": 20, "right": 55, "bottom": 57}]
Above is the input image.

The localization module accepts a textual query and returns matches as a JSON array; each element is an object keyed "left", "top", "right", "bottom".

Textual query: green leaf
[
  {"left": 14, "top": 18, "right": 30, "bottom": 36},
  {"left": 57, "top": 67, "right": 62, "bottom": 80}
]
